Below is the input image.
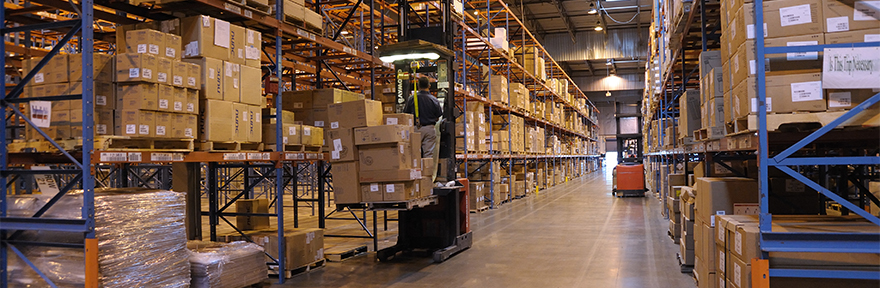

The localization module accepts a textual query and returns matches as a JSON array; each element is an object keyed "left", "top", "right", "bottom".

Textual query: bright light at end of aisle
[{"left": 379, "top": 52, "right": 440, "bottom": 63}]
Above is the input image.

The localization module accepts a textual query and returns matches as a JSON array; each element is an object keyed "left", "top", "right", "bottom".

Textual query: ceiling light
[
  {"left": 605, "top": 91, "right": 611, "bottom": 97},
  {"left": 594, "top": 26, "right": 604, "bottom": 31},
  {"left": 341, "top": 31, "right": 350, "bottom": 35},
  {"left": 606, "top": 59, "right": 613, "bottom": 66},
  {"left": 474, "top": 10, "right": 479, "bottom": 15},
  {"left": 588, "top": 2, "right": 598, "bottom": 14}
]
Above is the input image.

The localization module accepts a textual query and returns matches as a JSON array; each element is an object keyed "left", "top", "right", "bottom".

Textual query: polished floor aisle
[{"left": 273, "top": 166, "right": 696, "bottom": 288}]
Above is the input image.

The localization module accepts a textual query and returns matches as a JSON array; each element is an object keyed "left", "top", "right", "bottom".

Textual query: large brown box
[
  {"left": 23, "top": 54, "right": 68, "bottom": 84},
  {"left": 69, "top": 109, "right": 113, "bottom": 138},
  {"left": 679, "top": 89, "right": 701, "bottom": 139},
  {"left": 825, "top": 28, "right": 880, "bottom": 43},
  {"left": 199, "top": 99, "right": 235, "bottom": 142},
  {"left": 353, "top": 125, "right": 413, "bottom": 146},
  {"left": 157, "top": 84, "right": 174, "bottom": 112},
  {"left": 257, "top": 228, "right": 324, "bottom": 269},
  {"left": 184, "top": 57, "right": 223, "bottom": 100},
  {"left": 358, "top": 143, "right": 413, "bottom": 172},
  {"left": 382, "top": 113, "right": 414, "bottom": 126},
  {"left": 68, "top": 81, "right": 115, "bottom": 110},
  {"left": 248, "top": 105, "right": 262, "bottom": 143},
  {"left": 262, "top": 123, "right": 301, "bottom": 145},
  {"left": 360, "top": 181, "right": 420, "bottom": 202},
  {"left": 154, "top": 112, "right": 172, "bottom": 138},
  {"left": 731, "top": 0, "right": 824, "bottom": 50},
  {"left": 223, "top": 62, "right": 241, "bottom": 102},
  {"left": 732, "top": 73, "right": 827, "bottom": 118},
  {"left": 695, "top": 177, "right": 759, "bottom": 226},
  {"left": 822, "top": 0, "right": 880, "bottom": 33},
  {"left": 115, "top": 109, "right": 156, "bottom": 137},
  {"left": 331, "top": 161, "right": 361, "bottom": 204},
  {"left": 233, "top": 102, "right": 249, "bottom": 142},
  {"left": 185, "top": 88, "right": 199, "bottom": 114},
  {"left": 228, "top": 24, "right": 247, "bottom": 65},
  {"left": 185, "top": 62, "right": 201, "bottom": 89},
  {"left": 181, "top": 15, "right": 230, "bottom": 60},
  {"left": 125, "top": 29, "right": 165, "bottom": 57},
  {"left": 117, "top": 83, "right": 159, "bottom": 111},
  {"left": 293, "top": 108, "right": 328, "bottom": 127},
  {"left": 171, "top": 60, "right": 188, "bottom": 87},
  {"left": 244, "top": 28, "right": 262, "bottom": 67},
  {"left": 172, "top": 87, "right": 187, "bottom": 113},
  {"left": 358, "top": 168, "right": 422, "bottom": 183},
  {"left": 328, "top": 128, "right": 357, "bottom": 162},
  {"left": 68, "top": 53, "right": 113, "bottom": 83},
  {"left": 165, "top": 33, "right": 181, "bottom": 59},
  {"left": 281, "top": 90, "right": 314, "bottom": 110},
  {"left": 171, "top": 113, "right": 197, "bottom": 139},
  {"left": 239, "top": 65, "right": 263, "bottom": 105},
  {"left": 235, "top": 199, "right": 270, "bottom": 230},
  {"left": 327, "top": 99, "right": 383, "bottom": 129},
  {"left": 301, "top": 125, "right": 323, "bottom": 146},
  {"left": 730, "top": 34, "right": 825, "bottom": 88},
  {"left": 116, "top": 53, "right": 158, "bottom": 83},
  {"left": 156, "top": 57, "right": 173, "bottom": 86}
]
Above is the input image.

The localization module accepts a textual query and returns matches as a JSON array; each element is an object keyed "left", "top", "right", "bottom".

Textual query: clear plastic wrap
[
  {"left": 188, "top": 241, "right": 267, "bottom": 288},
  {"left": 6, "top": 188, "right": 191, "bottom": 287}
]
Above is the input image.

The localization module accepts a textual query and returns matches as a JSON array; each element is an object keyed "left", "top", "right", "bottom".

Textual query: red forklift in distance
[{"left": 611, "top": 102, "right": 646, "bottom": 197}]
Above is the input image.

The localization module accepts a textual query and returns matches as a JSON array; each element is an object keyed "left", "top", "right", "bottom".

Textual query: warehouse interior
[{"left": 2, "top": 0, "right": 879, "bottom": 286}]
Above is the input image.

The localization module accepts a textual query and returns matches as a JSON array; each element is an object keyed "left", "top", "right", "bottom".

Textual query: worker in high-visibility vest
[{"left": 403, "top": 76, "right": 443, "bottom": 158}]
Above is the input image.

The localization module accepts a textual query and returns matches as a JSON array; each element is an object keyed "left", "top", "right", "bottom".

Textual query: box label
[
  {"left": 29, "top": 101, "right": 51, "bottom": 128},
  {"left": 314, "top": 121, "right": 324, "bottom": 127},
  {"left": 188, "top": 77, "right": 196, "bottom": 86},
  {"left": 333, "top": 138, "right": 342, "bottom": 151},
  {"left": 143, "top": 68, "right": 152, "bottom": 79},
  {"left": 331, "top": 150, "right": 339, "bottom": 159},
  {"left": 854, "top": 1, "right": 880, "bottom": 21},
  {"left": 139, "top": 124, "right": 149, "bottom": 135},
  {"left": 330, "top": 122, "right": 339, "bottom": 129},
  {"left": 129, "top": 68, "right": 140, "bottom": 78},
  {"left": 166, "top": 47, "right": 175, "bottom": 58},
  {"left": 214, "top": 19, "right": 231, "bottom": 48},
  {"left": 149, "top": 44, "right": 159, "bottom": 55},
  {"left": 790, "top": 81, "right": 823, "bottom": 102},
  {"left": 385, "top": 184, "right": 395, "bottom": 193},
  {"left": 34, "top": 73, "right": 44, "bottom": 83},
  {"left": 303, "top": 127, "right": 311, "bottom": 136},
  {"left": 734, "top": 263, "right": 742, "bottom": 286},
  {"left": 828, "top": 91, "right": 852, "bottom": 107},
  {"left": 96, "top": 95, "right": 106, "bottom": 106},
  {"left": 750, "top": 97, "right": 773, "bottom": 112},
  {"left": 370, "top": 183, "right": 379, "bottom": 191},
  {"left": 156, "top": 125, "right": 166, "bottom": 136},
  {"left": 138, "top": 44, "right": 147, "bottom": 54},
  {"left": 786, "top": 41, "right": 819, "bottom": 61},
  {"left": 173, "top": 76, "right": 183, "bottom": 85},
  {"left": 735, "top": 231, "right": 743, "bottom": 254},
  {"left": 159, "top": 99, "right": 169, "bottom": 109},
  {"left": 826, "top": 16, "right": 850, "bottom": 32},
  {"left": 187, "top": 103, "right": 195, "bottom": 113},
  {"left": 289, "top": 126, "right": 296, "bottom": 135},
  {"left": 779, "top": 4, "right": 812, "bottom": 27},
  {"left": 746, "top": 23, "right": 768, "bottom": 39},
  {"left": 126, "top": 124, "right": 137, "bottom": 134}
]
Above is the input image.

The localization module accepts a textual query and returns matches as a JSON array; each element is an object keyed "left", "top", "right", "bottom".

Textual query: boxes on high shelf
[
  {"left": 66, "top": 81, "right": 115, "bottom": 111},
  {"left": 171, "top": 61, "right": 188, "bottom": 88},
  {"left": 730, "top": 34, "right": 825, "bottom": 88},
  {"left": 228, "top": 23, "right": 246, "bottom": 65},
  {"left": 304, "top": 10, "right": 323, "bottom": 32},
  {"left": 300, "top": 125, "right": 323, "bottom": 146},
  {"left": 117, "top": 83, "right": 159, "bottom": 111},
  {"left": 728, "top": 0, "right": 823, "bottom": 51},
  {"left": 199, "top": 99, "right": 235, "bottom": 142},
  {"left": 679, "top": 89, "right": 701, "bottom": 139},
  {"left": 327, "top": 99, "right": 383, "bottom": 129},
  {"left": 171, "top": 113, "right": 197, "bottom": 139},
  {"left": 68, "top": 53, "right": 113, "bottom": 83},
  {"left": 115, "top": 109, "right": 156, "bottom": 138},
  {"left": 154, "top": 112, "right": 174, "bottom": 138},
  {"left": 223, "top": 61, "right": 241, "bottom": 102},
  {"left": 156, "top": 84, "right": 174, "bottom": 112},
  {"left": 125, "top": 29, "right": 165, "bottom": 58},
  {"left": 116, "top": 53, "right": 158, "bottom": 83},
  {"left": 826, "top": 89, "right": 879, "bottom": 111},
  {"left": 184, "top": 61, "right": 201, "bottom": 90},
  {"left": 731, "top": 72, "right": 826, "bottom": 119},
  {"left": 181, "top": 15, "right": 230, "bottom": 60},
  {"left": 695, "top": 177, "right": 759, "bottom": 227},
  {"left": 155, "top": 55, "right": 174, "bottom": 86},
  {"left": 245, "top": 29, "right": 262, "bottom": 67},
  {"left": 239, "top": 65, "right": 264, "bottom": 105},
  {"left": 510, "top": 82, "right": 528, "bottom": 110},
  {"left": 822, "top": 0, "right": 880, "bottom": 34},
  {"left": 488, "top": 74, "right": 509, "bottom": 104},
  {"left": 332, "top": 161, "right": 362, "bottom": 204},
  {"left": 825, "top": 29, "right": 880, "bottom": 43},
  {"left": 22, "top": 54, "right": 68, "bottom": 85},
  {"left": 328, "top": 128, "right": 357, "bottom": 162}
]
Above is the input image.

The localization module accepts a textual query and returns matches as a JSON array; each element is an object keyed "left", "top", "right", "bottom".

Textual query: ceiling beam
[
  {"left": 584, "top": 60, "right": 594, "bottom": 76},
  {"left": 507, "top": 2, "right": 545, "bottom": 42},
  {"left": 551, "top": 0, "right": 577, "bottom": 43}
]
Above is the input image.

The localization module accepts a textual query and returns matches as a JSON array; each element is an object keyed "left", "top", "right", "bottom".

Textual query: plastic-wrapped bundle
[
  {"left": 6, "top": 188, "right": 191, "bottom": 287},
  {"left": 188, "top": 241, "right": 268, "bottom": 288}
]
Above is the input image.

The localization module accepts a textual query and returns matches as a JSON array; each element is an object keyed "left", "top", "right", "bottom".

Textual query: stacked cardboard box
[
  {"left": 699, "top": 51, "right": 726, "bottom": 139},
  {"left": 272, "top": 0, "right": 323, "bottom": 32},
  {"left": 488, "top": 75, "right": 509, "bottom": 105},
  {"left": 324, "top": 99, "right": 382, "bottom": 204},
  {"left": 680, "top": 186, "right": 697, "bottom": 267},
  {"left": 678, "top": 89, "right": 701, "bottom": 139},
  {"left": 509, "top": 82, "right": 528, "bottom": 111},
  {"left": 516, "top": 46, "right": 546, "bottom": 80},
  {"left": 469, "top": 182, "right": 487, "bottom": 210},
  {"left": 222, "top": 228, "right": 324, "bottom": 270},
  {"left": 457, "top": 102, "right": 487, "bottom": 152},
  {"left": 22, "top": 53, "right": 119, "bottom": 139},
  {"left": 491, "top": 114, "right": 524, "bottom": 153},
  {"left": 261, "top": 108, "right": 301, "bottom": 146},
  {"left": 363, "top": 83, "right": 398, "bottom": 113}
]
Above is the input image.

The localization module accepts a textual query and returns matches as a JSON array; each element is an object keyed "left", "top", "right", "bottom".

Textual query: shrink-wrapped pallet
[{"left": 188, "top": 241, "right": 268, "bottom": 288}]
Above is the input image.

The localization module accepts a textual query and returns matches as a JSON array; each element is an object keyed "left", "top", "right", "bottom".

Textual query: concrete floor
[{"left": 271, "top": 166, "right": 696, "bottom": 288}]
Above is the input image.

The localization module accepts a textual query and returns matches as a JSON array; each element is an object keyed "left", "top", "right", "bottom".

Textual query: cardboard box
[
  {"left": 258, "top": 228, "right": 324, "bottom": 269},
  {"left": 382, "top": 113, "right": 414, "bottom": 126},
  {"left": 353, "top": 125, "right": 413, "bottom": 146},
  {"left": 245, "top": 28, "right": 262, "bottom": 67},
  {"left": 171, "top": 113, "right": 197, "bottom": 139},
  {"left": 732, "top": 73, "right": 826, "bottom": 118},
  {"left": 171, "top": 87, "right": 186, "bottom": 113},
  {"left": 23, "top": 55, "right": 68, "bottom": 84},
  {"left": 125, "top": 29, "right": 165, "bottom": 57},
  {"left": 68, "top": 53, "right": 113, "bottom": 83},
  {"left": 164, "top": 33, "right": 181, "bottom": 59},
  {"left": 679, "top": 89, "right": 701, "bottom": 138},
  {"left": 262, "top": 123, "right": 301, "bottom": 145},
  {"left": 116, "top": 53, "right": 158, "bottom": 83},
  {"left": 185, "top": 62, "right": 201, "bottom": 89},
  {"left": 823, "top": 0, "right": 880, "bottom": 33},
  {"left": 155, "top": 57, "right": 173, "bottom": 85},
  {"left": 421, "top": 158, "right": 435, "bottom": 177},
  {"left": 67, "top": 81, "right": 115, "bottom": 110},
  {"left": 183, "top": 57, "right": 223, "bottom": 100},
  {"left": 235, "top": 199, "right": 270, "bottom": 230},
  {"left": 263, "top": 108, "right": 296, "bottom": 124},
  {"left": 328, "top": 128, "right": 357, "bottom": 162},
  {"left": 358, "top": 168, "right": 422, "bottom": 183},
  {"left": 826, "top": 89, "right": 879, "bottom": 110},
  {"left": 115, "top": 109, "right": 155, "bottom": 137},
  {"left": 731, "top": 35, "right": 825, "bottom": 87},
  {"left": 223, "top": 61, "right": 241, "bottom": 102},
  {"left": 157, "top": 84, "right": 174, "bottom": 112},
  {"left": 171, "top": 60, "right": 187, "bottom": 87},
  {"left": 94, "top": 110, "right": 114, "bottom": 136},
  {"left": 327, "top": 99, "right": 383, "bottom": 129},
  {"left": 331, "top": 161, "right": 361, "bottom": 204},
  {"left": 199, "top": 99, "right": 235, "bottom": 142},
  {"left": 361, "top": 181, "right": 420, "bottom": 202},
  {"left": 154, "top": 112, "right": 172, "bottom": 138},
  {"left": 825, "top": 28, "right": 880, "bottom": 43},
  {"left": 469, "top": 182, "right": 486, "bottom": 210},
  {"left": 716, "top": 244, "right": 727, "bottom": 276},
  {"left": 695, "top": 177, "right": 759, "bottom": 226},
  {"left": 281, "top": 90, "right": 314, "bottom": 110},
  {"left": 248, "top": 105, "right": 262, "bottom": 143},
  {"left": 301, "top": 125, "right": 323, "bottom": 146},
  {"left": 358, "top": 143, "right": 413, "bottom": 171},
  {"left": 185, "top": 88, "right": 199, "bottom": 114},
  {"left": 232, "top": 102, "right": 248, "bottom": 142},
  {"left": 117, "top": 83, "right": 158, "bottom": 111},
  {"left": 181, "top": 15, "right": 230, "bottom": 60},
  {"left": 239, "top": 65, "right": 263, "bottom": 105},
  {"left": 698, "top": 221, "right": 717, "bottom": 273},
  {"left": 228, "top": 23, "right": 246, "bottom": 65}
]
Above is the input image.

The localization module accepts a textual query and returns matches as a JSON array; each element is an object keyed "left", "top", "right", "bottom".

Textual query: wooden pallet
[
  {"left": 729, "top": 109, "right": 880, "bottom": 135},
  {"left": 366, "top": 195, "right": 439, "bottom": 211},
  {"left": 469, "top": 205, "right": 489, "bottom": 213},
  {"left": 263, "top": 143, "right": 322, "bottom": 152},
  {"left": 692, "top": 128, "right": 708, "bottom": 141},
  {"left": 199, "top": 141, "right": 263, "bottom": 152},
  {"left": 268, "top": 259, "right": 326, "bottom": 279},
  {"left": 324, "top": 245, "right": 367, "bottom": 262}
]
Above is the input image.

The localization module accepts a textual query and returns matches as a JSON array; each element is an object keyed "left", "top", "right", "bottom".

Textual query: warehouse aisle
[{"left": 273, "top": 166, "right": 695, "bottom": 288}]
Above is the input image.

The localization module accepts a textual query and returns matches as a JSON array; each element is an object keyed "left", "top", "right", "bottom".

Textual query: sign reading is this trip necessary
[{"left": 823, "top": 47, "right": 880, "bottom": 89}]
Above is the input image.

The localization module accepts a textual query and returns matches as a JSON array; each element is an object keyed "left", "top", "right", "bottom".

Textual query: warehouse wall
[
  {"left": 544, "top": 28, "right": 649, "bottom": 61},
  {"left": 573, "top": 74, "right": 645, "bottom": 92}
]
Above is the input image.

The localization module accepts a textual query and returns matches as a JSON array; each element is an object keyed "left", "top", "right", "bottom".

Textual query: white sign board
[
  {"left": 822, "top": 47, "right": 880, "bottom": 89},
  {"left": 29, "top": 101, "right": 51, "bottom": 128}
]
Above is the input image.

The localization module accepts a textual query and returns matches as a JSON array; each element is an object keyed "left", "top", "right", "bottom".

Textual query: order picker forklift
[
  {"left": 612, "top": 101, "right": 646, "bottom": 197},
  {"left": 372, "top": 0, "right": 472, "bottom": 262}
]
